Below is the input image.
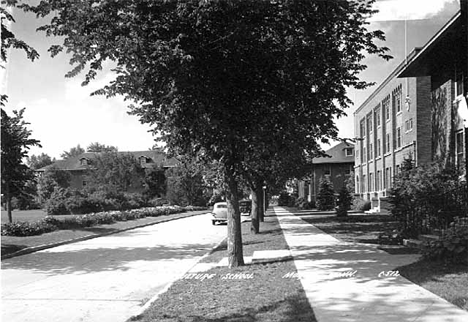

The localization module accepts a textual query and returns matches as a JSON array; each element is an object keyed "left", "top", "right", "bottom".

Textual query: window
[
  {"left": 82, "top": 180, "right": 87, "bottom": 187},
  {"left": 405, "top": 118, "right": 413, "bottom": 132},
  {"left": 456, "top": 72, "right": 464, "bottom": 97},
  {"left": 363, "top": 174, "right": 366, "bottom": 192},
  {"left": 360, "top": 119, "right": 366, "bottom": 138},
  {"left": 396, "top": 165, "right": 400, "bottom": 175},
  {"left": 140, "top": 156, "right": 147, "bottom": 166},
  {"left": 356, "top": 175, "right": 360, "bottom": 194},
  {"left": 363, "top": 147, "right": 366, "bottom": 162},
  {"left": 375, "top": 107, "right": 381, "bottom": 127},
  {"left": 345, "top": 147, "right": 353, "bottom": 156},
  {"left": 369, "top": 172, "right": 374, "bottom": 191},
  {"left": 394, "top": 91, "right": 402, "bottom": 113},
  {"left": 386, "top": 133, "right": 391, "bottom": 153},
  {"left": 456, "top": 131, "right": 465, "bottom": 169},
  {"left": 345, "top": 167, "right": 352, "bottom": 175},
  {"left": 376, "top": 170, "right": 381, "bottom": 191},
  {"left": 369, "top": 143, "right": 373, "bottom": 160},
  {"left": 324, "top": 167, "right": 331, "bottom": 176},
  {"left": 397, "top": 127, "right": 401, "bottom": 148},
  {"left": 385, "top": 167, "right": 392, "bottom": 189},
  {"left": 80, "top": 158, "right": 88, "bottom": 166},
  {"left": 376, "top": 139, "right": 381, "bottom": 157},
  {"left": 367, "top": 114, "right": 373, "bottom": 134},
  {"left": 382, "top": 96, "right": 390, "bottom": 122}
]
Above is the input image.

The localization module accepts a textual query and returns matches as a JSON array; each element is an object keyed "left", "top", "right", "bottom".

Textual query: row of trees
[{"left": 6, "top": 0, "right": 390, "bottom": 267}]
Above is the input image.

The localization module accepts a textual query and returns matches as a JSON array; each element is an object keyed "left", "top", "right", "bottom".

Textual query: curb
[{"left": 1, "top": 210, "right": 208, "bottom": 260}]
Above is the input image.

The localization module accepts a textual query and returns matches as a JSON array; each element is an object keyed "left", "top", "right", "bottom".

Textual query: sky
[{"left": 1, "top": 0, "right": 462, "bottom": 159}]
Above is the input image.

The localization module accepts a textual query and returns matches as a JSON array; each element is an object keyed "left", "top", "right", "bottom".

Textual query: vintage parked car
[
  {"left": 211, "top": 202, "right": 228, "bottom": 225},
  {"left": 239, "top": 199, "right": 252, "bottom": 216}
]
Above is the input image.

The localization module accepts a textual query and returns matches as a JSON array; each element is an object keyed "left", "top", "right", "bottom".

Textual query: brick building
[
  {"left": 355, "top": 4, "right": 468, "bottom": 212},
  {"left": 37, "top": 150, "right": 178, "bottom": 192},
  {"left": 398, "top": 9, "right": 468, "bottom": 171},
  {"left": 298, "top": 142, "right": 355, "bottom": 203},
  {"left": 353, "top": 51, "right": 432, "bottom": 210}
]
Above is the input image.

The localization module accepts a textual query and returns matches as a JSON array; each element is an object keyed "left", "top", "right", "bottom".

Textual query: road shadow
[{"left": 1, "top": 227, "right": 221, "bottom": 275}]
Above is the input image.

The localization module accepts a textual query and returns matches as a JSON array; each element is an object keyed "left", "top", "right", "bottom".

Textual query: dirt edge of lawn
[{"left": 128, "top": 215, "right": 318, "bottom": 322}]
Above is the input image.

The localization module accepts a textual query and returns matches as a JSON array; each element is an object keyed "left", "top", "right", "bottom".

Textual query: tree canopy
[
  {"left": 1, "top": 108, "right": 41, "bottom": 222},
  {"left": 60, "top": 144, "right": 85, "bottom": 159},
  {"left": 27, "top": 153, "right": 55, "bottom": 170},
  {"left": 86, "top": 142, "right": 118, "bottom": 153},
  {"left": 21, "top": 0, "right": 390, "bottom": 267}
]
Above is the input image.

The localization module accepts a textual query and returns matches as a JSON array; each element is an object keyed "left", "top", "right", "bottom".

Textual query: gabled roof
[
  {"left": 37, "top": 150, "right": 179, "bottom": 172},
  {"left": 313, "top": 142, "right": 355, "bottom": 164}
]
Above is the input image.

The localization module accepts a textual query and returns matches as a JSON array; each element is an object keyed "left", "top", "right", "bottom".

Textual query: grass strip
[{"left": 130, "top": 215, "right": 317, "bottom": 322}]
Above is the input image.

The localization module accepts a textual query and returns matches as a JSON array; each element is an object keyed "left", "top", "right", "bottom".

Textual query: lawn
[
  {"left": 129, "top": 216, "right": 317, "bottom": 322},
  {"left": 1, "top": 209, "right": 48, "bottom": 223},
  {"left": 300, "top": 212, "right": 468, "bottom": 312}
]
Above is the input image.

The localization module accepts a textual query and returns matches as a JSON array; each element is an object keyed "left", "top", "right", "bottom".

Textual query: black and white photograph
[{"left": 1, "top": 0, "right": 467, "bottom": 321}]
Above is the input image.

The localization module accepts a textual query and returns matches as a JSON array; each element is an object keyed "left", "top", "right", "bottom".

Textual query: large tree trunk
[
  {"left": 6, "top": 183, "right": 13, "bottom": 223},
  {"left": 225, "top": 169, "right": 244, "bottom": 268},
  {"left": 250, "top": 187, "right": 259, "bottom": 234}
]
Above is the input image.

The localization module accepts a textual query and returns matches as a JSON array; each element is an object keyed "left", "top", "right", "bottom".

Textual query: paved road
[{"left": 1, "top": 213, "right": 227, "bottom": 322}]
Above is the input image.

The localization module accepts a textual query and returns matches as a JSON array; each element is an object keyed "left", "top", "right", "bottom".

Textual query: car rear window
[{"left": 216, "top": 205, "right": 227, "bottom": 208}]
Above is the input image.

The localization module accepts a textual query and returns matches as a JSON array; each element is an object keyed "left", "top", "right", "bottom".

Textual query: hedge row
[{"left": 1, "top": 205, "right": 207, "bottom": 237}]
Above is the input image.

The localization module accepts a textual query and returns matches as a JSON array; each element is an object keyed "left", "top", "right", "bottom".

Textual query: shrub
[
  {"left": 422, "top": 217, "right": 468, "bottom": 264},
  {"left": 1, "top": 205, "right": 208, "bottom": 236},
  {"left": 316, "top": 178, "right": 335, "bottom": 211},
  {"left": 336, "top": 185, "right": 352, "bottom": 217},
  {"left": 1, "top": 220, "right": 57, "bottom": 237},
  {"left": 45, "top": 187, "right": 70, "bottom": 215},
  {"left": 295, "top": 197, "right": 315, "bottom": 210},
  {"left": 352, "top": 197, "right": 371, "bottom": 212},
  {"left": 277, "top": 191, "right": 291, "bottom": 206},
  {"left": 389, "top": 160, "right": 468, "bottom": 238}
]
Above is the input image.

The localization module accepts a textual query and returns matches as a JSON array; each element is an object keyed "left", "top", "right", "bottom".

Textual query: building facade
[
  {"left": 355, "top": 5, "right": 468, "bottom": 212},
  {"left": 354, "top": 52, "right": 432, "bottom": 209},
  {"left": 37, "top": 150, "right": 178, "bottom": 191},
  {"left": 298, "top": 142, "right": 355, "bottom": 203},
  {"left": 398, "top": 10, "right": 467, "bottom": 171}
]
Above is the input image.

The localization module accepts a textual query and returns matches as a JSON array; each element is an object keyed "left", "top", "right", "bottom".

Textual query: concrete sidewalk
[{"left": 274, "top": 207, "right": 468, "bottom": 322}]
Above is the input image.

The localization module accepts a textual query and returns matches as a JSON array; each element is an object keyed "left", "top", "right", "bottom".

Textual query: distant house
[
  {"left": 37, "top": 150, "right": 178, "bottom": 191},
  {"left": 298, "top": 142, "right": 355, "bottom": 203}
]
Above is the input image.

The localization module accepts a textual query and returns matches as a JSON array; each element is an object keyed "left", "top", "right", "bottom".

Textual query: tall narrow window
[
  {"left": 369, "top": 143, "right": 373, "bottom": 160},
  {"left": 376, "top": 139, "right": 381, "bottom": 157},
  {"left": 397, "top": 127, "right": 401, "bottom": 148},
  {"left": 386, "top": 133, "right": 391, "bottom": 153},
  {"left": 375, "top": 107, "right": 381, "bottom": 127},
  {"left": 456, "top": 131, "right": 464, "bottom": 169}
]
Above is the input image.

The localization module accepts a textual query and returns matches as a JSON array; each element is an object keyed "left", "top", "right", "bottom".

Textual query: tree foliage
[
  {"left": 1, "top": 108, "right": 41, "bottom": 222},
  {"left": 84, "top": 152, "right": 145, "bottom": 193},
  {"left": 86, "top": 142, "right": 118, "bottom": 153},
  {"left": 27, "top": 153, "right": 55, "bottom": 170},
  {"left": 166, "top": 157, "right": 208, "bottom": 207},
  {"left": 60, "top": 144, "right": 85, "bottom": 159},
  {"left": 1, "top": 1, "right": 39, "bottom": 64},
  {"left": 22, "top": 0, "right": 390, "bottom": 267},
  {"left": 316, "top": 178, "right": 336, "bottom": 211}
]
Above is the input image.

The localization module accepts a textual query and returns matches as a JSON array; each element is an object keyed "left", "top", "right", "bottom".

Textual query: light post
[{"left": 263, "top": 185, "right": 267, "bottom": 215}]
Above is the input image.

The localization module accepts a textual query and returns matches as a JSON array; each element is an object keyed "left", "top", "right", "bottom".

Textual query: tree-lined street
[{"left": 1, "top": 213, "right": 226, "bottom": 322}]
